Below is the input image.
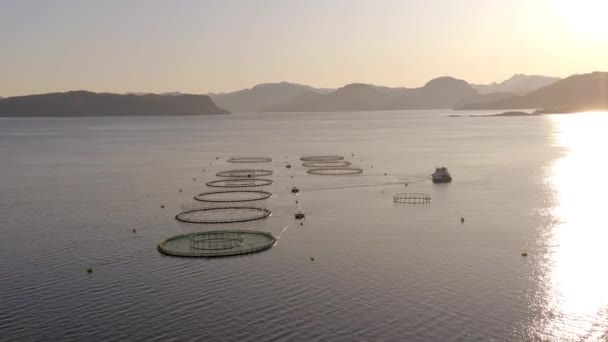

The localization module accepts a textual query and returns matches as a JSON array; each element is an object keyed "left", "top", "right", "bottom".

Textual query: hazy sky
[{"left": 1, "top": 0, "right": 607, "bottom": 96}]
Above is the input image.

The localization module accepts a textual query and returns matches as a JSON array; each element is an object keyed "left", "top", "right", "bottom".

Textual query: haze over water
[{"left": 1, "top": 111, "right": 607, "bottom": 341}]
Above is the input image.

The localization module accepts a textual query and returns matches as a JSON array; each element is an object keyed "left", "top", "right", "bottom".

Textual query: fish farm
[
  {"left": 307, "top": 167, "right": 364, "bottom": 175},
  {"left": 300, "top": 155, "right": 345, "bottom": 162},
  {"left": 175, "top": 206, "right": 271, "bottom": 224},
  {"left": 226, "top": 157, "right": 273, "bottom": 163},
  {"left": 216, "top": 169, "right": 274, "bottom": 178},
  {"left": 157, "top": 230, "right": 276, "bottom": 257},
  {"left": 302, "top": 161, "right": 352, "bottom": 168},
  {"left": 393, "top": 193, "right": 432, "bottom": 204},
  {"left": 206, "top": 178, "right": 274, "bottom": 188},
  {"left": 194, "top": 190, "right": 272, "bottom": 203}
]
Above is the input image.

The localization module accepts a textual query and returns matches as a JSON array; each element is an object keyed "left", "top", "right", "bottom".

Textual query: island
[{"left": 0, "top": 91, "right": 230, "bottom": 117}]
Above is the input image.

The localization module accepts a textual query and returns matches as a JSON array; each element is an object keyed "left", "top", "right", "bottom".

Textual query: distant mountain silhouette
[
  {"left": 472, "top": 74, "right": 560, "bottom": 95},
  {"left": 457, "top": 72, "right": 608, "bottom": 111},
  {"left": 210, "top": 82, "right": 333, "bottom": 113},
  {"left": 271, "top": 77, "right": 477, "bottom": 112},
  {"left": 0, "top": 91, "right": 230, "bottom": 117}
]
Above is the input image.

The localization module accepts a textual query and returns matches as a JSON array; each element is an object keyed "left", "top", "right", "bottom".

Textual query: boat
[{"left": 432, "top": 167, "right": 452, "bottom": 183}]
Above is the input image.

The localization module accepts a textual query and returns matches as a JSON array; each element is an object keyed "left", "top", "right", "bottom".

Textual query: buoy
[
  {"left": 202, "top": 169, "right": 205, "bottom": 172},
  {"left": 193, "top": 178, "right": 196, "bottom": 181},
  {"left": 179, "top": 189, "right": 182, "bottom": 192},
  {"left": 160, "top": 205, "right": 165, "bottom": 208},
  {"left": 300, "top": 222, "right": 303, "bottom": 226},
  {"left": 86, "top": 267, "right": 93, "bottom": 274},
  {"left": 352, "top": 153, "right": 354, "bottom": 157},
  {"left": 295, "top": 200, "right": 299, "bottom": 204},
  {"left": 310, "top": 257, "right": 314, "bottom": 261},
  {"left": 286, "top": 164, "right": 292, "bottom": 169},
  {"left": 216, "top": 156, "right": 219, "bottom": 160},
  {"left": 405, "top": 183, "right": 408, "bottom": 187},
  {"left": 295, "top": 212, "right": 305, "bottom": 219},
  {"left": 291, "top": 187, "right": 299, "bottom": 194},
  {"left": 461, "top": 217, "right": 465, "bottom": 223},
  {"left": 132, "top": 229, "right": 136, "bottom": 233},
  {"left": 384, "top": 173, "right": 387, "bottom": 176},
  {"left": 521, "top": 251, "right": 528, "bottom": 257}
]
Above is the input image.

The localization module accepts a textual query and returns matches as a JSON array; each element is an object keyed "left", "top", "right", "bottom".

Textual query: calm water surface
[{"left": 1, "top": 111, "right": 607, "bottom": 341}]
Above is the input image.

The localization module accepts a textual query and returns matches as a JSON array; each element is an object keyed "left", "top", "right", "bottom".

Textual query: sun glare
[{"left": 556, "top": 0, "right": 608, "bottom": 40}]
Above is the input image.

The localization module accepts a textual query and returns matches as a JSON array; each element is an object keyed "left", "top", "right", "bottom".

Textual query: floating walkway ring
[
  {"left": 300, "top": 155, "right": 344, "bottom": 162},
  {"left": 206, "top": 178, "right": 273, "bottom": 188},
  {"left": 158, "top": 230, "right": 276, "bottom": 258},
  {"left": 302, "top": 161, "right": 352, "bottom": 168},
  {"left": 194, "top": 190, "right": 272, "bottom": 203},
  {"left": 307, "top": 167, "right": 364, "bottom": 175},
  {"left": 227, "top": 157, "right": 272, "bottom": 163},
  {"left": 175, "top": 206, "right": 271, "bottom": 224},
  {"left": 393, "top": 193, "right": 432, "bottom": 204},
  {"left": 216, "top": 169, "right": 274, "bottom": 178}
]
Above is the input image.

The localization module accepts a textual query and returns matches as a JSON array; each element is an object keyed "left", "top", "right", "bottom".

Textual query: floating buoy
[
  {"left": 286, "top": 164, "right": 292, "bottom": 169},
  {"left": 461, "top": 217, "right": 465, "bottom": 223},
  {"left": 295, "top": 212, "right": 305, "bottom": 219},
  {"left": 371, "top": 165, "right": 374, "bottom": 168},
  {"left": 384, "top": 173, "right": 387, "bottom": 176},
  {"left": 179, "top": 189, "right": 182, "bottom": 192},
  {"left": 352, "top": 153, "right": 354, "bottom": 157},
  {"left": 132, "top": 229, "right": 136, "bottom": 233},
  {"left": 405, "top": 183, "right": 408, "bottom": 187},
  {"left": 86, "top": 267, "right": 93, "bottom": 274},
  {"left": 521, "top": 251, "right": 528, "bottom": 257},
  {"left": 160, "top": 205, "right": 165, "bottom": 209},
  {"left": 291, "top": 187, "right": 299, "bottom": 194},
  {"left": 300, "top": 222, "right": 303, "bottom": 226},
  {"left": 295, "top": 200, "right": 299, "bottom": 204},
  {"left": 310, "top": 257, "right": 315, "bottom": 261},
  {"left": 202, "top": 169, "right": 205, "bottom": 172},
  {"left": 193, "top": 178, "right": 197, "bottom": 181},
  {"left": 216, "top": 156, "right": 219, "bottom": 160}
]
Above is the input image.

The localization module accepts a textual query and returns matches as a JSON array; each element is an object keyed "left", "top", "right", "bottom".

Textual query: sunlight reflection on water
[{"left": 539, "top": 113, "right": 608, "bottom": 340}]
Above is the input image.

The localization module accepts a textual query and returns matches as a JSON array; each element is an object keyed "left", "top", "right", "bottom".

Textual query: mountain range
[
  {"left": 209, "top": 74, "right": 561, "bottom": 113},
  {"left": 472, "top": 74, "right": 560, "bottom": 95},
  {"left": 1, "top": 72, "right": 605, "bottom": 116},
  {"left": 456, "top": 72, "right": 608, "bottom": 111},
  {"left": 0, "top": 91, "right": 230, "bottom": 117}
]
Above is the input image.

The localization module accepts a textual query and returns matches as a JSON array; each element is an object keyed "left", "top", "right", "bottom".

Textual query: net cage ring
[
  {"left": 216, "top": 169, "right": 274, "bottom": 178},
  {"left": 206, "top": 178, "right": 273, "bottom": 188},
  {"left": 306, "top": 167, "right": 364, "bottom": 175},
  {"left": 175, "top": 206, "right": 271, "bottom": 224},
  {"left": 300, "top": 155, "right": 345, "bottom": 162},
  {"left": 157, "top": 230, "right": 276, "bottom": 258},
  {"left": 226, "top": 157, "right": 272, "bottom": 163},
  {"left": 302, "top": 161, "right": 352, "bottom": 168},
  {"left": 393, "top": 193, "right": 432, "bottom": 204},
  {"left": 194, "top": 190, "right": 272, "bottom": 203}
]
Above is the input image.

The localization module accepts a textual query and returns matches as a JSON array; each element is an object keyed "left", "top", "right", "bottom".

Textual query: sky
[{"left": 1, "top": 0, "right": 607, "bottom": 97}]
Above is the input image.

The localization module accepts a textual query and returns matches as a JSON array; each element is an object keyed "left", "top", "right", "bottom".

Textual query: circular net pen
[
  {"left": 195, "top": 190, "right": 272, "bottom": 203},
  {"left": 302, "top": 161, "right": 352, "bottom": 168},
  {"left": 307, "top": 167, "right": 364, "bottom": 176},
  {"left": 175, "top": 206, "right": 271, "bottom": 224},
  {"left": 206, "top": 178, "right": 273, "bottom": 188},
  {"left": 158, "top": 230, "right": 276, "bottom": 258},
  {"left": 393, "top": 193, "right": 432, "bottom": 204},
  {"left": 300, "top": 155, "right": 344, "bottom": 162},
  {"left": 226, "top": 157, "right": 272, "bottom": 164},
  {"left": 216, "top": 169, "right": 274, "bottom": 178}
]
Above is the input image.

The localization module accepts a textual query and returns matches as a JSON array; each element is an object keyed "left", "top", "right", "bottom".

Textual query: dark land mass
[
  {"left": 472, "top": 74, "right": 560, "bottom": 95},
  {"left": 0, "top": 91, "right": 230, "bottom": 117},
  {"left": 270, "top": 77, "right": 477, "bottom": 112},
  {"left": 210, "top": 82, "right": 333, "bottom": 113},
  {"left": 456, "top": 72, "right": 608, "bottom": 111}
]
